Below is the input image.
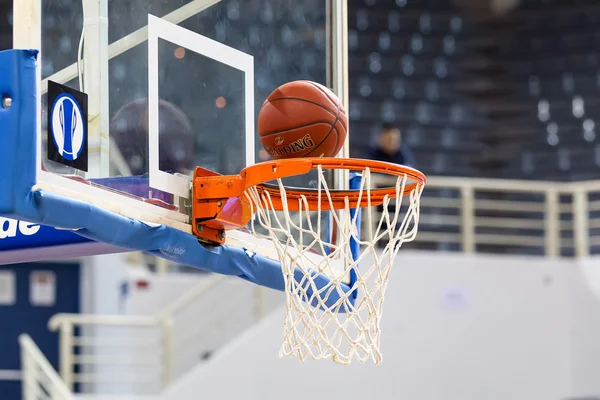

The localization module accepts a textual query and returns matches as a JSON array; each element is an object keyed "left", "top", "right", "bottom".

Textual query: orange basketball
[{"left": 258, "top": 81, "right": 348, "bottom": 159}]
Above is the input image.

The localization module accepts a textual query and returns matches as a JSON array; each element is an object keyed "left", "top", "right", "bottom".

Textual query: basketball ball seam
[
  {"left": 259, "top": 120, "right": 337, "bottom": 137},
  {"left": 304, "top": 81, "right": 340, "bottom": 111},
  {"left": 303, "top": 124, "right": 337, "bottom": 157},
  {"left": 265, "top": 97, "right": 337, "bottom": 118},
  {"left": 259, "top": 97, "right": 340, "bottom": 155},
  {"left": 303, "top": 97, "right": 342, "bottom": 157},
  {"left": 304, "top": 81, "right": 348, "bottom": 132},
  {"left": 328, "top": 105, "right": 342, "bottom": 157}
]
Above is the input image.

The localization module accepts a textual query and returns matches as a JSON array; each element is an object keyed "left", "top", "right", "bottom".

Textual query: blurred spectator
[{"left": 366, "top": 123, "right": 415, "bottom": 167}]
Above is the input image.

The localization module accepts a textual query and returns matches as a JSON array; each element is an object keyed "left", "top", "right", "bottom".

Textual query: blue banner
[{"left": 0, "top": 217, "right": 90, "bottom": 251}]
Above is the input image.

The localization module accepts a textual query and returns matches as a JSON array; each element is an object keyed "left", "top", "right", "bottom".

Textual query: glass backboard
[{"left": 34, "top": 0, "right": 348, "bottom": 235}]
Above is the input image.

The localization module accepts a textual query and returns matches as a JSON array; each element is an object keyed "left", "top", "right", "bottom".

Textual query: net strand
[{"left": 244, "top": 167, "right": 423, "bottom": 364}]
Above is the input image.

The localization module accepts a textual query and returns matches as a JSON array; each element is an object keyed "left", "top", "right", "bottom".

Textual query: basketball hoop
[{"left": 192, "top": 158, "right": 426, "bottom": 364}]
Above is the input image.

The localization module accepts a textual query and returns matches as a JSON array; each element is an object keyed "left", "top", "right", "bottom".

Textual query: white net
[{"left": 244, "top": 166, "right": 424, "bottom": 364}]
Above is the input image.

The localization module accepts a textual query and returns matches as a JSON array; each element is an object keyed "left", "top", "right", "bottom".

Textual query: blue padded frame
[{"left": 0, "top": 50, "right": 356, "bottom": 309}]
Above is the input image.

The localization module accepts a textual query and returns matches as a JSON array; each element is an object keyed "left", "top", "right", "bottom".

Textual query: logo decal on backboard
[
  {"left": 0, "top": 218, "right": 40, "bottom": 239},
  {"left": 47, "top": 81, "right": 88, "bottom": 171}
]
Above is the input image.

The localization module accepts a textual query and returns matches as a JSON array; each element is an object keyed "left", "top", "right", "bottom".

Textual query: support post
[
  {"left": 59, "top": 324, "right": 74, "bottom": 391},
  {"left": 82, "top": 0, "right": 110, "bottom": 178},
  {"left": 573, "top": 189, "right": 589, "bottom": 258},
  {"left": 544, "top": 189, "right": 559, "bottom": 258},
  {"left": 330, "top": 0, "right": 349, "bottom": 188},
  {"left": 162, "top": 318, "right": 174, "bottom": 387},
  {"left": 12, "top": 0, "right": 41, "bottom": 49},
  {"left": 13, "top": 0, "right": 42, "bottom": 181},
  {"left": 20, "top": 349, "right": 37, "bottom": 400},
  {"left": 460, "top": 186, "right": 475, "bottom": 253},
  {"left": 254, "top": 286, "right": 268, "bottom": 321}
]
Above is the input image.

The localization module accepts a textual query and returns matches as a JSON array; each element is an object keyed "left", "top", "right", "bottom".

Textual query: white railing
[
  {"left": 48, "top": 274, "right": 277, "bottom": 395},
  {"left": 19, "top": 334, "right": 75, "bottom": 400},
  {"left": 369, "top": 174, "right": 600, "bottom": 259}
]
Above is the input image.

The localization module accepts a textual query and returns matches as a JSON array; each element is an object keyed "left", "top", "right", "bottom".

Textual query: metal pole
[
  {"left": 544, "top": 189, "right": 559, "bottom": 258},
  {"left": 460, "top": 186, "right": 475, "bottom": 253},
  {"left": 59, "top": 324, "right": 75, "bottom": 391},
  {"left": 162, "top": 318, "right": 174, "bottom": 387},
  {"left": 573, "top": 189, "right": 589, "bottom": 258},
  {"left": 82, "top": 0, "right": 110, "bottom": 178},
  {"left": 20, "top": 348, "right": 37, "bottom": 400},
  {"left": 331, "top": 0, "right": 349, "bottom": 188},
  {"left": 13, "top": 0, "right": 41, "bottom": 182},
  {"left": 254, "top": 286, "right": 268, "bottom": 321}
]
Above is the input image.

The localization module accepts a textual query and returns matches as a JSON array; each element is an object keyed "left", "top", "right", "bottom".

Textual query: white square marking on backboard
[{"left": 147, "top": 14, "right": 255, "bottom": 199}]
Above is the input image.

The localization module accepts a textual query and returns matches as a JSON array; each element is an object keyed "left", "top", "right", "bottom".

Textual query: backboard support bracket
[{"left": 82, "top": 0, "right": 110, "bottom": 178}]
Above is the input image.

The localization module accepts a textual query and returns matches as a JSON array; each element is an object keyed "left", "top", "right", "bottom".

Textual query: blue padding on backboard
[
  {"left": 0, "top": 50, "right": 38, "bottom": 217},
  {"left": 0, "top": 219, "right": 90, "bottom": 251},
  {"left": 26, "top": 190, "right": 353, "bottom": 302},
  {"left": 0, "top": 49, "right": 352, "bottom": 308}
]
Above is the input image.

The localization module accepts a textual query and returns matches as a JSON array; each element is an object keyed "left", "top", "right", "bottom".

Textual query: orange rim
[
  {"left": 240, "top": 157, "right": 426, "bottom": 210},
  {"left": 192, "top": 157, "right": 426, "bottom": 242}
]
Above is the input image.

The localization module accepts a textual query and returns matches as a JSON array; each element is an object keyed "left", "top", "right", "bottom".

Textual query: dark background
[{"left": 3, "top": 0, "right": 600, "bottom": 181}]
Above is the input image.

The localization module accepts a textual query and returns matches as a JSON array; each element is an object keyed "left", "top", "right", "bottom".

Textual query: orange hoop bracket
[{"left": 191, "top": 158, "right": 426, "bottom": 244}]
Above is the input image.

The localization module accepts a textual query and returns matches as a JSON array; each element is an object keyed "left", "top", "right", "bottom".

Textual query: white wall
[
  {"left": 75, "top": 395, "right": 162, "bottom": 400},
  {"left": 75, "top": 252, "right": 600, "bottom": 399},
  {"left": 80, "top": 253, "right": 130, "bottom": 316},
  {"left": 568, "top": 258, "right": 600, "bottom": 397},
  {"left": 123, "top": 273, "right": 205, "bottom": 316},
  {"left": 166, "top": 252, "right": 575, "bottom": 400}
]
